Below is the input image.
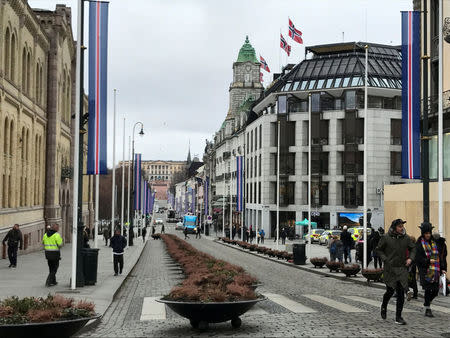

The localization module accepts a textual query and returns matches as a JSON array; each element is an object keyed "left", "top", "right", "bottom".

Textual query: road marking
[
  {"left": 304, "top": 294, "right": 367, "bottom": 313},
  {"left": 140, "top": 297, "right": 166, "bottom": 320},
  {"left": 243, "top": 305, "right": 268, "bottom": 316},
  {"left": 342, "top": 296, "right": 416, "bottom": 313},
  {"left": 263, "top": 293, "right": 316, "bottom": 313},
  {"left": 410, "top": 299, "right": 450, "bottom": 314}
]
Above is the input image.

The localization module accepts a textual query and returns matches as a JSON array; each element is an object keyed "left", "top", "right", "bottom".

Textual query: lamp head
[{"left": 139, "top": 127, "right": 144, "bottom": 136}]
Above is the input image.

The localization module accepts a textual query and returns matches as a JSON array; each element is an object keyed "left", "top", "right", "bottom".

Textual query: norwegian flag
[
  {"left": 260, "top": 55, "right": 270, "bottom": 72},
  {"left": 288, "top": 18, "right": 303, "bottom": 44},
  {"left": 280, "top": 34, "right": 291, "bottom": 56},
  {"left": 260, "top": 72, "right": 264, "bottom": 83}
]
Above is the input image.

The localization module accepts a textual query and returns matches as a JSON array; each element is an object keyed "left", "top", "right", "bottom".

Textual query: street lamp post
[{"left": 129, "top": 122, "right": 144, "bottom": 246}]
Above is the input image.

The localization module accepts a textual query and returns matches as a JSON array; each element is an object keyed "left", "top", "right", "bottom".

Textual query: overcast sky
[{"left": 29, "top": 0, "right": 412, "bottom": 166}]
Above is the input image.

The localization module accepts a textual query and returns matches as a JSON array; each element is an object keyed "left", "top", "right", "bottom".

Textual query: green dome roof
[{"left": 236, "top": 36, "right": 258, "bottom": 63}]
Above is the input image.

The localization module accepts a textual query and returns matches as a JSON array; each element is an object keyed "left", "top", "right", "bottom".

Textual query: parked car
[
  {"left": 319, "top": 230, "right": 342, "bottom": 245},
  {"left": 175, "top": 222, "right": 184, "bottom": 230},
  {"left": 304, "top": 229, "right": 325, "bottom": 243}
]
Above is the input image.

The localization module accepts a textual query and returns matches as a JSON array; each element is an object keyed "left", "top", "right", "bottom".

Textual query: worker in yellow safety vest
[{"left": 42, "top": 223, "right": 63, "bottom": 287}]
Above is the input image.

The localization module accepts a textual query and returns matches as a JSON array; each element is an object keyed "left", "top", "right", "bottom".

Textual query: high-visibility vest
[{"left": 43, "top": 232, "right": 63, "bottom": 251}]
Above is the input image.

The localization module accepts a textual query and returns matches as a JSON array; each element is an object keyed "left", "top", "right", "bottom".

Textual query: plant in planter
[
  {"left": 249, "top": 244, "right": 257, "bottom": 252},
  {"left": 266, "top": 249, "right": 276, "bottom": 257},
  {"left": 284, "top": 252, "right": 293, "bottom": 261},
  {"left": 310, "top": 257, "right": 328, "bottom": 268},
  {"left": 0, "top": 295, "right": 97, "bottom": 337},
  {"left": 325, "top": 260, "right": 343, "bottom": 272},
  {"left": 362, "top": 268, "right": 384, "bottom": 283},
  {"left": 340, "top": 264, "right": 361, "bottom": 277},
  {"left": 159, "top": 234, "right": 263, "bottom": 330}
]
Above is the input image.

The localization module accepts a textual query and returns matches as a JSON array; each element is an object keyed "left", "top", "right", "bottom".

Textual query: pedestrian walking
[
  {"left": 281, "top": 228, "right": 287, "bottom": 245},
  {"left": 110, "top": 229, "right": 127, "bottom": 276},
  {"left": 195, "top": 225, "right": 202, "bottom": 239},
  {"left": 42, "top": 224, "right": 63, "bottom": 286},
  {"left": 152, "top": 225, "right": 156, "bottom": 235},
  {"left": 328, "top": 235, "right": 337, "bottom": 261},
  {"left": 341, "top": 226, "right": 353, "bottom": 264},
  {"left": 2, "top": 224, "right": 23, "bottom": 268},
  {"left": 335, "top": 236, "right": 344, "bottom": 263},
  {"left": 415, "top": 223, "right": 446, "bottom": 317},
  {"left": 407, "top": 235, "right": 418, "bottom": 301},
  {"left": 232, "top": 226, "right": 236, "bottom": 240},
  {"left": 370, "top": 227, "right": 384, "bottom": 269},
  {"left": 142, "top": 227, "right": 147, "bottom": 243},
  {"left": 82, "top": 227, "right": 90, "bottom": 248},
  {"left": 376, "top": 219, "right": 416, "bottom": 325},
  {"left": 259, "top": 229, "right": 265, "bottom": 244},
  {"left": 184, "top": 227, "right": 190, "bottom": 239},
  {"left": 103, "top": 227, "right": 110, "bottom": 246},
  {"left": 161, "top": 224, "right": 165, "bottom": 234}
]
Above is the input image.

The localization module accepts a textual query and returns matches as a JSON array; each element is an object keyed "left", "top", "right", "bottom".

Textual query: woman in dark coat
[
  {"left": 376, "top": 219, "right": 416, "bottom": 325},
  {"left": 415, "top": 223, "right": 447, "bottom": 317}
]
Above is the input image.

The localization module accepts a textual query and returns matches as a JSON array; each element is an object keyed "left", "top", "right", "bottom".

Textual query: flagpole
[
  {"left": 71, "top": 0, "right": 83, "bottom": 290},
  {"left": 279, "top": 28, "right": 282, "bottom": 73},
  {"left": 94, "top": 175, "right": 99, "bottom": 248},
  {"left": 308, "top": 93, "right": 311, "bottom": 260},
  {"left": 363, "top": 45, "right": 369, "bottom": 269},
  {"left": 127, "top": 135, "right": 131, "bottom": 228},
  {"left": 276, "top": 120, "right": 280, "bottom": 250},
  {"left": 438, "top": 0, "right": 444, "bottom": 236},
  {"left": 121, "top": 118, "right": 125, "bottom": 236},
  {"left": 229, "top": 163, "right": 232, "bottom": 240},
  {"left": 111, "top": 89, "right": 117, "bottom": 237}
]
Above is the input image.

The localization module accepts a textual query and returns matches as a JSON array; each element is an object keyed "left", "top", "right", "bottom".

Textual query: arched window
[
  {"left": 10, "top": 33, "right": 16, "bottom": 82},
  {"left": 3, "top": 117, "right": 8, "bottom": 155},
  {"left": 66, "top": 75, "right": 71, "bottom": 122},
  {"left": 39, "top": 65, "right": 43, "bottom": 105},
  {"left": 34, "top": 134, "right": 39, "bottom": 205},
  {"left": 22, "top": 48, "right": 27, "bottom": 91},
  {"left": 35, "top": 62, "right": 40, "bottom": 101},
  {"left": 4, "top": 28, "right": 10, "bottom": 78},
  {"left": 62, "top": 73, "right": 66, "bottom": 121},
  {"left": 9, "top": 120, "right": 14, "bottom": 208},
  {"left": 26, "top": 52, "right": 31, "bottom": 95}
]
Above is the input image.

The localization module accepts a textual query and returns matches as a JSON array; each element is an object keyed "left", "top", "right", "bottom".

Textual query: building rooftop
[
  {"left": 236, "top": 36, "right": 259, "bottom": 63},
  {"left": 268, "top": 42, "right": 402, "bottom": 95}
]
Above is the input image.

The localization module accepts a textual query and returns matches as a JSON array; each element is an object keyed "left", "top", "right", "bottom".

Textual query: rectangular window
[
  {"left": 390, "top": 119, "right": 402, "bottom": 145},
  {"left": 342, "top": 77, "right": 351, "bottom": 87},
  {"left": 325, "top": 78, "right": 334, "bottom": 88},
  {"left": 251, "top": 130, "right": 253, "bottom": 152},
  {"left": 255, "top": 128, "right": 258, "bottom": 151},
  {"left": 345, "top": 90, "right": 356, "bottom": 110},
  {"left": 278, "top": 95, "right": 287, "bottom": 114},
  {"left": 259, "top": 154, "right": 262, "bottom": 177},
  {"left": 279, "top": 179, "right": 295, "bottom": 206},
  {"left": 311, "top": 93, "right": 321, "bottom": 112},
  {"left": 390, "top": 152, "right": 402, "bottom": 176},
  {"left": 300, "top": 81, "right": 308, "bottom": 90},
  {"left": 317, "top": 79, "right": 325, "bottom": 89},
  {"left": 333, "top": 78, "right": 342, "bottom": 88},
  {"left": 247, "top": 133, "right": 249, "bottom": 154},
  {"left": 270, "top": 153, "right": 277, "bottom": 175},
  {"left": 308, "top": 80, "right": 317, "bottom": 90},
  {"left": 258, "top": 182, "right": 261, "bottom": 204},
  {"left": 259, "top": 125, "right": 262, "bottom": 148}
]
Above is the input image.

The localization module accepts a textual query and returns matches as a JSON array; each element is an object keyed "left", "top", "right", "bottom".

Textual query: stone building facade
[{"left": 0, "top": 1, "right": 94, "bottom": 252}]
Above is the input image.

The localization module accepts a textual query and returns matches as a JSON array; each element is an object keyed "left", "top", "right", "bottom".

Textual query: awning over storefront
[{"left": 295, "top": 219, "right": 317, "bottom": 228}]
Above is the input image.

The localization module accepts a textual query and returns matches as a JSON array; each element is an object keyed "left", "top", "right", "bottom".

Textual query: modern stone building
[
  {"left": 0, "top": 1, "right": 94, "bottom": 252},
  {"left": 204, "top": 41, "right": 410, "bottom": 237}
]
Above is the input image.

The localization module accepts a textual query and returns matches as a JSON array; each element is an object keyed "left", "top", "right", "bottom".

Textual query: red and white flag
[
  {"left": 280, "top": 34, "right": 291, "bottom": 56},
  {"left": 288, "top": 18, "right": 303, "bottom": 44},
  {"left": 260, "top": 55, "right": 270, "bottom": 72}
]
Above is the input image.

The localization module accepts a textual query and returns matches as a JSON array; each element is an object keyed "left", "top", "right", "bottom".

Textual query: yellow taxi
[{"left": 304, "top": 229, "right": 325, "bottom": 243}]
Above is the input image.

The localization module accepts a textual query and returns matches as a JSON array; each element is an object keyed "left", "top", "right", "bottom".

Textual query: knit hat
[
  {"left": 391, "top": 219, "right": 406, "bottom": 228},
  {"left": 419, "top": 221, "right": 434, "bottom": 235}
]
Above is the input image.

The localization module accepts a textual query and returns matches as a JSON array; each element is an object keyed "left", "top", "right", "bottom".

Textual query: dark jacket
[
  {"left": 415, "top": 236, "right": 445, "bottom": 287},
  {"left": 341, "top": 230, "right": 353, "bottom": 247},
  {"left": 110, "top": 234, "right": 127, "bottom": 254},
  {"left": 369, "top": 231, "right": 381, "bottom": 252},
  {"left": 2, "top": 229, "right": 23, "bottom": 249},
  {"left": 376, "top": 225, "right": 416, "bottom": 289}
]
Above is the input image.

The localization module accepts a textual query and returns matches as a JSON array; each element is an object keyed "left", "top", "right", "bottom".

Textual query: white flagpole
[
  {"left": 94, "top": 175, "right": 99, "bottom": 248},
  {"left": 127, "top": 135, "right": 131, "bottom": 227},
  {"left": 222, "top": 180, "right": 225, "bottom": 238},
  {"left": 121, "top": 118, "right": 125, "bottom": 236},
  {"left": 71, "top": 0, "right": 83, "bottom": 290},
  {"left": 308, "top": 93, "right": 311, "bottom": 260},
  {"left": 363, "top": 45, "right": 369, "bottom": 269},
  {"left": 438, "top": 0, "right": 444, "bottom": 236},
  {"left": 276, "top": 120, "right": 280, "bottom": 250},
  {"left": 111, "top": 89, "right": 117, "bottom": 237},
  {"left": 229, "top": 166, "right": 232, "bottom": 240}
]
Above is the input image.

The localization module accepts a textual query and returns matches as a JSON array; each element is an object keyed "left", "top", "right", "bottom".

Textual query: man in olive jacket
[{"left": 376, "top": 219, "right": 416, "bottom": 325}]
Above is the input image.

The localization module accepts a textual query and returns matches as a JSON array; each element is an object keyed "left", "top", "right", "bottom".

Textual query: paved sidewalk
[{"left": 0, "top": 235, "right": 147, "bottom": 317}]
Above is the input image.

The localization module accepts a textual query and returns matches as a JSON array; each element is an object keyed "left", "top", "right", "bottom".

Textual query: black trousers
[
  {"left": 281, "top": 238, "right": 286, "bottom": 244},
  {"left": 382, "top": 281, "right": 405, "bottom": 317},
  {"left": 424, "top": 283, "right": 439, "bottom": 307},
  {"left": 7, "top": 245, "right": 18, "bottom": 266},
  {"left": 46, "top": 259, "right": 59, "bottom": 285},
  {"left": 374, "top": 256, "right": 383, "bottom": 269},
  {"left": 113, "top": 254, "right": 124, "bottom": 274}
]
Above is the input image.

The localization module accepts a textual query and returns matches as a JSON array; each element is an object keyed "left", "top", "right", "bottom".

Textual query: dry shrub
[
  {"left": 75, "top": 300, "right": 95, "bottom": 312},
  {"left": 51, "top": 294, "right": 73, "bottom": 309},
  {"left": 27, "top": 308, "right": 61, "bottom": 323},
  {"left": 0, "top": 305, "right": 14, "bottom": 317},
  {"left": 161, "top": 234, "right": 258, "bottom": 302}
]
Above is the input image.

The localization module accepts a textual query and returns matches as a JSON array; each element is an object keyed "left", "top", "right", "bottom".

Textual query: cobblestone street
[{"left": 79, "top": 224, "right": 450, "bottom": 337}]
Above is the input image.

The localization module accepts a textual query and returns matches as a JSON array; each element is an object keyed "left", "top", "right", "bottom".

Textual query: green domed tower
[{"left": 226, "top": 36, "right": 263, "bottom": 121}]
